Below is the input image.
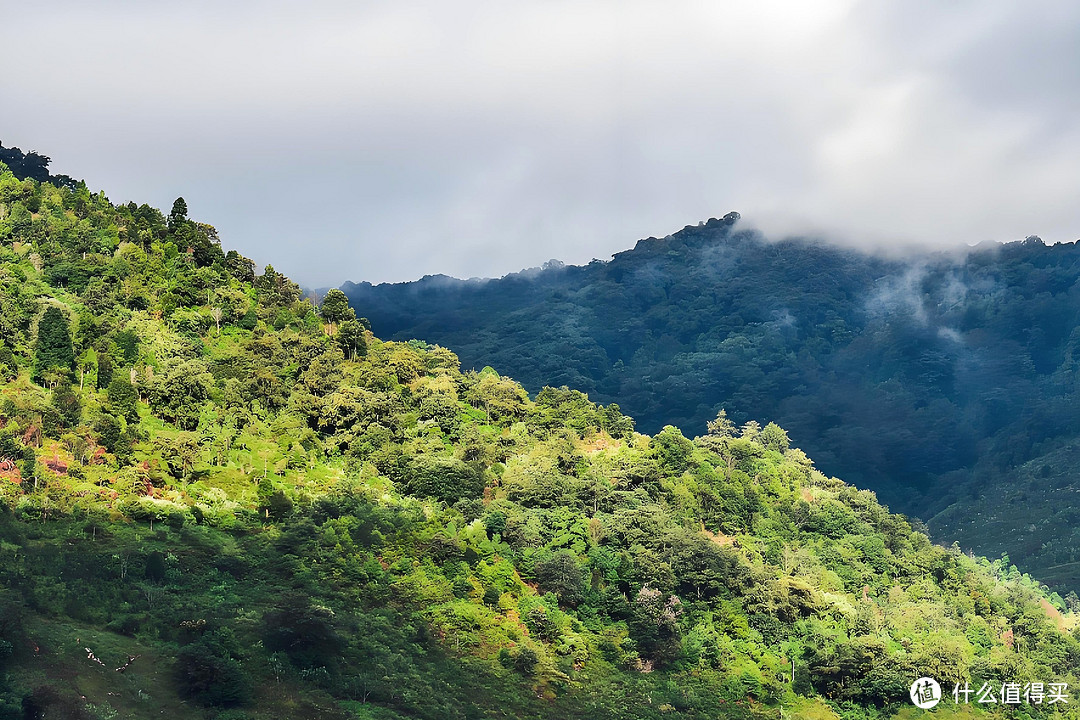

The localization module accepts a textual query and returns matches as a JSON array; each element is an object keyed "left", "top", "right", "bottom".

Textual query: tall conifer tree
[{"left": 34, "top": 306, "right": 73, "bottom": 382}]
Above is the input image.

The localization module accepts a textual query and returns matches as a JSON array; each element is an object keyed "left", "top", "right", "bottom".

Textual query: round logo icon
[{"left": 910, "top": 677, "right": 942, "bottom": 709}]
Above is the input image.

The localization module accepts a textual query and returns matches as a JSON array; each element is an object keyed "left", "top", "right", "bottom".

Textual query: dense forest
[
  {"left": 0, "top": 158, "right": 1077, "bottom": 720},
  {"left": 344, "top": 215, "right": 1080, "bottom": 592}
]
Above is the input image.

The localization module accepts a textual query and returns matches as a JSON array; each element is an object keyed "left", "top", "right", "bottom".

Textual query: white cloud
[{"left": 3, "top": 0, "right": 1079, "bottom": 284}]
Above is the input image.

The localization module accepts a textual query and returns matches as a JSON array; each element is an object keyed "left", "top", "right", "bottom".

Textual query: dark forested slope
[
  {"left": 344, "top": 215, "right": 1080, "bottom": 591},
  {"left": 1, "top": 159, "right": 1078, "bottom": 719}
]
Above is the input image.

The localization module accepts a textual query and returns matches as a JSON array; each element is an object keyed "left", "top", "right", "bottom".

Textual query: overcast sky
[{"left": 5, "top": 0, "right": 1080, "bottom": 286}]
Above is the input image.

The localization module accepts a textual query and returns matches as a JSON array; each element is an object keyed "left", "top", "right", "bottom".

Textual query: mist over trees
[{"left": 345, "top": 218, "right": 1080, "bottom": 590}]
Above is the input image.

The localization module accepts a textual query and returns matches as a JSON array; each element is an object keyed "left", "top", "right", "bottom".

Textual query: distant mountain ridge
[{"left": 343, "top": 215, "right": 1080, "bottom": 591}]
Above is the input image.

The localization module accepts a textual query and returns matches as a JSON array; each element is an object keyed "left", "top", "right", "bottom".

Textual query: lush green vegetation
[
  {"left": 344, "top": 215, "right": 1080, "bottom": 592},
  {"left": 0, "top": 162, "right": 1078, "bottom": 719}
]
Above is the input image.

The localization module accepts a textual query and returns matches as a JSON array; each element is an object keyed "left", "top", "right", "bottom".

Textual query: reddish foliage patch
[
  {"left": 45, "top": 452, "right": 68, "bottom": 475},
  {"left": 1039, "top": 598, "right": 1068, "bottom": 632},
  {"left": 1000, "top": 627, "right": 1015, "bottom": 650},
  {"left": 22, "top": 425, "right": 41, "bottom": 447}
]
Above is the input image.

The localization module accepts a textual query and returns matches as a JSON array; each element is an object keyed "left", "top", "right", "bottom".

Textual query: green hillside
[
  {"left": 0, "top": 162, "right": 1078, "bottom": 719},
  {"left": 342, "top": 216, "right": 1080, "bottom": 593}
]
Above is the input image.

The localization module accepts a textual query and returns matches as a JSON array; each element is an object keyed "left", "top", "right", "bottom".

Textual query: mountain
[
  {"left": 0, "top": 157, "right": 1078, "bottom": 719},
  {"left": 342, "top": 215, "right": 1080, "bottom": 592}
]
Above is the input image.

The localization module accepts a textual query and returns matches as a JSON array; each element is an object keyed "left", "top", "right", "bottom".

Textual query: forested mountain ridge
[
  {"left": 342, "top": 215, "right": 1080, "bottom": 592},
  {"left": 0, "top": 159, "right": 1077, "bottom": 720}
]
